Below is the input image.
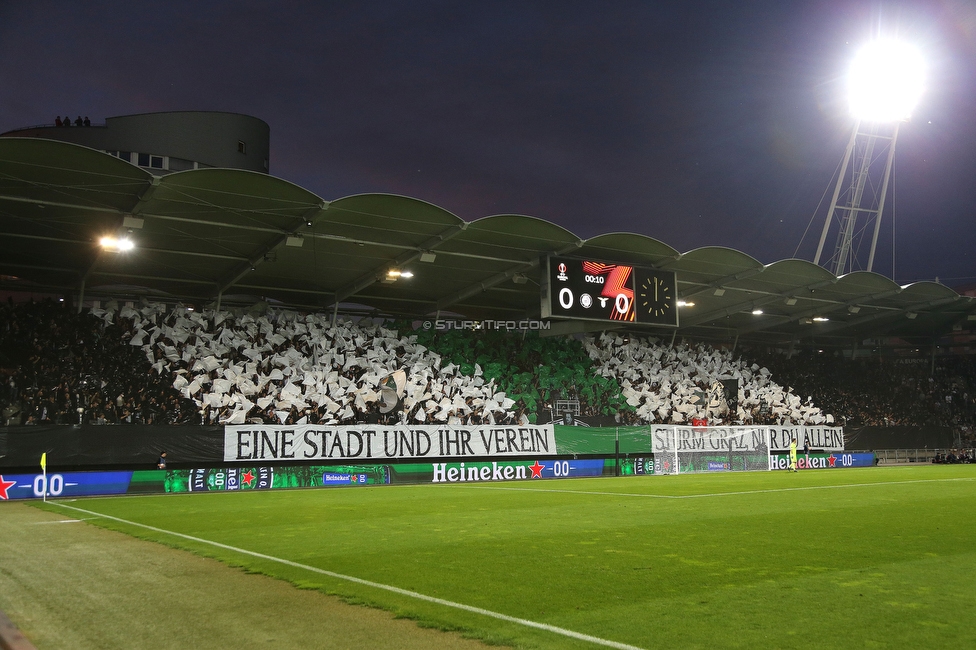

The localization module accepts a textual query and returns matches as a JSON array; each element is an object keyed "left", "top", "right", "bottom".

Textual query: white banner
[
  {"left": 767, "top": 426, "right": 844, "bottom": 452},
  {"left": 224, "top": 424, "right": 557, "bottom": 462},
  {"left": 648, "top": 425, "right": 845, "bottom": 453},
  {"left": 650, "top": 426, "right": 770, "bottom": 453}
]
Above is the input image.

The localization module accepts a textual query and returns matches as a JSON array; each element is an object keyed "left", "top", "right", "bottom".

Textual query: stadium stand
[{"left": 3, "top": 298, "right": 975, "bottom": 436}]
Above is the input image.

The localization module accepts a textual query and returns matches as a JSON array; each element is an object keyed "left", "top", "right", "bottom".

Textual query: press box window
[{"left": 238, "top": 140, "right": 246, "bottom": 154}]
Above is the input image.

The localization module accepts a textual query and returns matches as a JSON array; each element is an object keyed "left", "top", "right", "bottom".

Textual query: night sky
[{"left": 2, "top": 1, "right": 974, "bottom": 285}]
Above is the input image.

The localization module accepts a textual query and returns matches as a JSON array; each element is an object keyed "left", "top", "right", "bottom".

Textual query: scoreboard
[{"left": 541, "top": 257, "right": 678, "bottom": 327}]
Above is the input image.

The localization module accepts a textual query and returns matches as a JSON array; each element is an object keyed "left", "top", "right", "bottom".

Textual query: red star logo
[
  {"left": 241, "top": 470, "right": 256, "bottom": 487},
  {"left": 529, "top": 461, "right": 545, "bottom": 478},
  {"left": 827, "top": 455, "right": 837, "bottom": 467},
  {"left": 0, "top": 475, "right": 16, "bottom": 500}
]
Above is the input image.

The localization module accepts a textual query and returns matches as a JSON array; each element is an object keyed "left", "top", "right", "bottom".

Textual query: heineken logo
[{"left": 432, "top": 459, "right": 599, "bottom": 483}]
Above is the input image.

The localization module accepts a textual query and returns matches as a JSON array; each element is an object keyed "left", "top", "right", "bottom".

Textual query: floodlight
[
  {"left": 751, "top": 309, "right": 763, "bottom": 315},
  {"left": 99, "top": 235, "right": 134, "bottom": 252},
  {"left": 848, "top": 39, "right": 925, "bottom": 123}
]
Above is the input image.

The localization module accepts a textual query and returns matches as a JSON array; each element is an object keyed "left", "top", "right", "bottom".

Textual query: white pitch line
[
  {"left": 456, "top": 476, "right": 976, "bottom": 500},
  {"left": 29, "top": 518, "right": 90, "bottom": 524},
  {"left": 51, "top": 501, "right": 646, "bottom": 650}
]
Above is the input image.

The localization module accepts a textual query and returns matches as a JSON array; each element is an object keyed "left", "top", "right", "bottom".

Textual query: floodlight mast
[{"left": 812, "top": 40, "right": 924, "bottom": 277}]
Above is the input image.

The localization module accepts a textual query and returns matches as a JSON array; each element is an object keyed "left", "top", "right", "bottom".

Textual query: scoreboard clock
[
  {"left": 541, "top": 257, "right": 678, "bottom": 327},
  {"left": 634, "top": 268, "right": 678, "bottom": 325}
]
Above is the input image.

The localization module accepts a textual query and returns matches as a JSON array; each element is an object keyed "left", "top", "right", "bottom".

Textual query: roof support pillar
[{"left": 77, "top": 277, "right": 86, "bottom": 314}]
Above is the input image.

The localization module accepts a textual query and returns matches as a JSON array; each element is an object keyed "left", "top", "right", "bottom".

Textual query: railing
[
  {"left": 873, "top": 448, "right": 974, "bottom": 463},
  {"left": 4, "top": 122, "right": 104, "bottom": 132}
]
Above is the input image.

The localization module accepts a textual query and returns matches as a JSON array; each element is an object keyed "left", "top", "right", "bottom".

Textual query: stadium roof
[{"left": 1, "top": 137, "right": 974, "bottom": 347}]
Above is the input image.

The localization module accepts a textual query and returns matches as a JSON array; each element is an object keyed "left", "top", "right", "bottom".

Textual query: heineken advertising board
[
  {"left": 0, "top": 458, "right": 610, "bottom": 500},
  {"left": 224, "top": 424, "right": 557, "bottom": 462},
  {"left": 770, "top": 452, "right": 874, "bottom": 470}
]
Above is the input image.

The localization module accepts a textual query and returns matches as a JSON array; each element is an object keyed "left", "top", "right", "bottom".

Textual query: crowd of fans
[
  {"left": 2, "top": 298, "right": 975, "bottom": 441},
  {"left": 584, "top": 333, "right": 830, "bottom": 426},
  {"left": 0, "top": 299, "right": 197, "bottom": 425},
  {"left": 54, "top": 115, "right": 91, "bottom": 127},
  {"left": 747, "top": 349, "right": 976, "bottom": 431}
]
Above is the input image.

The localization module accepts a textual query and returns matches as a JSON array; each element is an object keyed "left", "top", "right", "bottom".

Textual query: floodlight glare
[
  {"left": 99, "top": 235, "right": 134, "bottom": 252},
  {"left": 848, "top": 39, "right": 925, "bottom": 123}
]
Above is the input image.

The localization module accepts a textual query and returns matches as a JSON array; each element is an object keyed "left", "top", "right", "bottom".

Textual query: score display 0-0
[{"left": 541, "top": 257, "right": 678, "bottom": 327}]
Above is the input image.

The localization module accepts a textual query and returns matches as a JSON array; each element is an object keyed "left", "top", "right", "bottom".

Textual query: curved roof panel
[
  {"left": 577, "top": 232, "right": 680, "bottom": 266},
  {"left": 320, "top": 193, "right": 463, "bottom": 248},
  {"left": 0, "top": 137, "right": 151, "bottom": 211},
  {"left": 442, "top": 214, "right": 580, "bottom": 261},
  {"left": 667, "top": 246, "right": 763, "bottom": 284}
]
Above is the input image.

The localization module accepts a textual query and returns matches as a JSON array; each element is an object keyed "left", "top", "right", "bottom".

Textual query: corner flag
[{"left": 40, "top": 452, "right": 47, "bottom": 471}]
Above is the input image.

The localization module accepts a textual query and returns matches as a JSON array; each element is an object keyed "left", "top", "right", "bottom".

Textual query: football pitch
[{"left": 32, "top": 465, "right": 976, "bottom": 649}]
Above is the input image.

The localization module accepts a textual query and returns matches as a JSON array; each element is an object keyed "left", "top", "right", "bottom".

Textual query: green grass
[{"left": 35, "top": 465, "right": 976, "bottom": 649}]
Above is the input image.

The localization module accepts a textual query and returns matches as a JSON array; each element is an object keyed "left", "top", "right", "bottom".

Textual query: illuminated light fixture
[
  {"left": 906, "top": 312, "right": 917, "bottom": 320},
  {"left": 677, "top": 300, "right": 695, "bottom": 307},
  {"left": 385, "top": 269, "right": 414, "bottom": 282},
  {"left": 848, "top": 305, "right": 861, "bottom": 314},
  {"left": 751, "top": 309, "right": 764, "bottom": 315},
  {"left": 814, "top": 39, "right": 925, "bottom": 276},
  {"left": 813, "top": 316, "right": 829, "bottom": 322},
  {"left": 99, "top": 235, "right": 134, "bottom": 252},
  {"left": 785, "top": 297, "right": 797, "bottom": 306},
  {"left": 713, "top": 288, "right": 725, "bottom": 297},
  {"left": 848, "top": 39, "right": 926, "bottom": 123}
]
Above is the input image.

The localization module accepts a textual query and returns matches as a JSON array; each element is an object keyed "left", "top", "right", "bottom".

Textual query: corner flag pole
[{"left": 40, "top": 452, "right": 47, "bottom": 502}]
